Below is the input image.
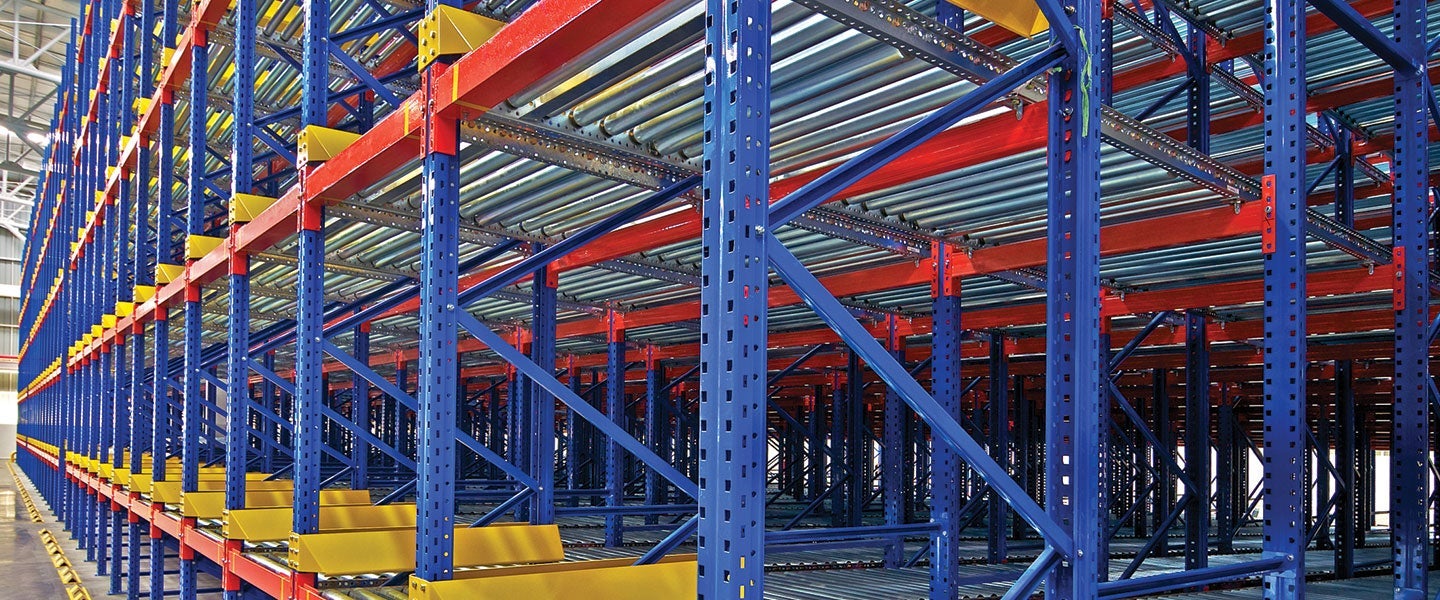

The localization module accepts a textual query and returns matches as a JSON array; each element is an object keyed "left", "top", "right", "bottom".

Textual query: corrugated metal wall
[{"left": 1, "top": 228, "right": 22, "bottom": 454}]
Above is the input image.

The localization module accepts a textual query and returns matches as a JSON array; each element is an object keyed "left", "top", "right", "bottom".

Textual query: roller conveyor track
[
  {"left": 1155, "top": 572, "right": 1440, "bottom": 599},
  {"left": 313, "top": 537, "right": 1397, "bottom": 600}
]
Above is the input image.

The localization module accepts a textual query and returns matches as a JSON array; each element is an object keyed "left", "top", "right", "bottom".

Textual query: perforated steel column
[
  {"left": 1184, "top": 310, "right": 1209, "bottom": 570},
  {"left": 1389, "top": 0, "right": 1429, "bottom": 596},
  {"left": 697, "top": 0, "right": 770, "bottom": 591},
  {"left": 293, "top": 0, "right": 330, "bottom": 537},
  {"left": 529, "top": 261, "right": 556, "bottom": 524},
  {"left": 415, "top": 0, "right": 464, "bottom": 578},
  {"left": 1045, "top": 1, "right": 1104, "bottom": 596},
  {"left": 930, "top": 246, "right": 961, "bottom": 599},
  {"left": 1260, "top": 1, "right": 1308, "bottom": 596}
]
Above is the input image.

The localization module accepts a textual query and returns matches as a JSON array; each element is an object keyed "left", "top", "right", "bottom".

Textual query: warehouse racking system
[{"left": 8, "top": 0, "right": 1439, "bottom": 597}]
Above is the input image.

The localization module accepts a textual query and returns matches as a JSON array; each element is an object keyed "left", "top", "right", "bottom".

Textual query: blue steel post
[
  {"left": 528, "top": 255, "right": 556, "bottom": 524},
  {"left": 1261, "top": 0, "right": 1307, "bottom": 596},
  {"left": 883, "top": 317, "right": 904, "bottom": 568},
  {"left": 929, "top": 243, "right": 961, "bottom": 598},
  {"left": 988, "top": 334, "right": 1008, "bottom": 565},
  {"left": 1327, "top": 118, "right": 1355, "bottom": 568},
  {"left": 352, "top": 320, "right": 371, "bottom": 490},
  {"left": 178, "top": 17, "right": 210, "bottom": 597},
  {"left": 697, "top": 0, "right": 770, "bottom": 591},
  {"left": 1045, "top": 0, "right": 1104, "bottom": 597},
  {"left": 128, "top": 0, "right": 154, "bottom": 594},
  {"left": 395, "top": 358, "right": 409, "bottom": 460},
  {"left": 149, "top": 306, "right": 170, "bottom": 600},
  {"left": 643, "top": 348, "right": 666, "bottom": 524},
  {"left": 180, "top": 22, "right": 208, "bottom": 488},
  {"left": 223, "top": 1, "right": 257, "bottom": 595},
  {"left": 1390, "top": 0, "right": 1429, "bottom": 596},
  {"left": 226, "top": 0, "right": 258, "bottom": 517},
  {"left": 262, "top": 352, "right": 277, "bottom": 473},
  {"left": 829, "top": 372, "right": 845, "bottom": 525},
  {"left": 151, "top": 8, "right": 180, "bottom": 596},
  {"left": 604, "top": 312, "right": 625, "bottom": 546},
  {"left": 1184, "top": 18, "right": 1212, "bottom": 572},
  {"left": 293, "top": 0, "right": 330, "bottom": 539},
  {"left": 415, "top": 0, "right": 463, "bottom": 580},
  {"left": 1216, "top": 401, "right": 1235, "bottom": 554},
  {"left": 1334, "top": 359, "right": 1355, "bottom": 577},
  {"left": 1184, "top": 310, "right": 1208, "bottom": 570},
  {"left": 89, "top": 0, "right": 108, "bottom": 566},
  {"left": 1152, "top": 368, "right": 1171, "bottom": 554},
  {"left": 110, "top": 5, "right": 137, "bottom": 589},
  {"left": 845, "top": 351, "right": 863, "bottom": 527}
]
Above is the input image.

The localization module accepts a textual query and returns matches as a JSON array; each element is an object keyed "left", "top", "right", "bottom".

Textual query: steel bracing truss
[{"left": 10, "top": 0, "right": 1440, "bottom": 598}]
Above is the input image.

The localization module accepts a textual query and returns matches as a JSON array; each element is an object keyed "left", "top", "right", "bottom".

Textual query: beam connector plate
[{"left": 417, "top": 5, "right": 505, "bottom": 72}]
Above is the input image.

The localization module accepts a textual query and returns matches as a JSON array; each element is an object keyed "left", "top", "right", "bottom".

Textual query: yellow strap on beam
[
  {"left": 101, "top": 314, "right": 116, "bottom": 329},
  {"left": 229, "top": 193, "right": 276, "bottom": 223},
  {"left": 185, "top": 234, "right": 224, "bottom": 260},
  {"left": 90, "top": 325, "right": 103, "bottom": 338},
  {"left": 409, "top": 560, "right": 698, "bottom": 599},
  {"left": 945, "top": 0, "right": 1048, "bottom": 37},
  {"left": 133, "top": 285, "right": 155, "bottom": 303},
  {"left": 222, "top": 503, "right": 417, "bottom": 541},
  {"left": 115, "top": 301, "right": 134, "bottom": 318},
  {"left": 417, "top": 5, "right": 505, "bottom": 72},
  {"left": 297, "top": 125, "right": 361, "bottom": 164},
  {"left": 154, "top": 263, "right": 184, "bottom": 284}
]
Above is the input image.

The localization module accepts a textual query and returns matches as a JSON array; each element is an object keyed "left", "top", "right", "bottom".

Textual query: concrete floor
[
  {"left": 3, "top": 462, "right": 227, "bottom": 599},
  {"left": 1, "top": 461, "right": 83, "bottom": 598}
]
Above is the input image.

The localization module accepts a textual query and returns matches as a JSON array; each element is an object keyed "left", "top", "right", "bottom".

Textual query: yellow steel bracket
[
  {"left": 155, "top": 263, "right": 184, "bottom": 284},
  {"left": 90, "top": 325, "right": 103, "bottom": 339},
  {"left": 221, "top": 503, "right": 417, "bottom": 541},
  {"left": 409, "top": 560, "right": 698, "bottom": 599},
  {"left": 133, "top": 285, "right": 156, "bottom": 303},
  {"left": 152, "top": 472, "right": 275, "bottom": 503},
  {"left": 101, "top": 314, "right": 117, "bottom": 329},
  {"left": 229, "top": 193, "right": 276, "bottom": 223},
  {"left": 181, "top": 489, "right": 369, "bottom": 519},
  {"left": 946, "top": 0, "right": 1048, "bottom": 37},
  {"left": 288, "top": 524, "right": 563, "bottom": 576},
  {"left": 150, "top": 481, "right": 183, "bottom": 504},
  {"left": 133, "top": 97, "right": 150, "bottom": 115},
  {"left": 297, "top": 125, "right": 361, "bottom": 164},
  {"left": 115, "top": 301, "right": 134, "bottom": 318},
  {"left": 416, "top": 5, "right": 504, "bottom": 72},
  {"left": 185, "top": 234, "right": 224, "bottom": 260},
  {"left": 126, "top": 472, "right": 150, "bottom": 491}
]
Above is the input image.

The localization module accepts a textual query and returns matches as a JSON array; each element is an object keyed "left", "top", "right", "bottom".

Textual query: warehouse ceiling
[{"left": 0, "top": 0, "right": 76, "bottom": 235}]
